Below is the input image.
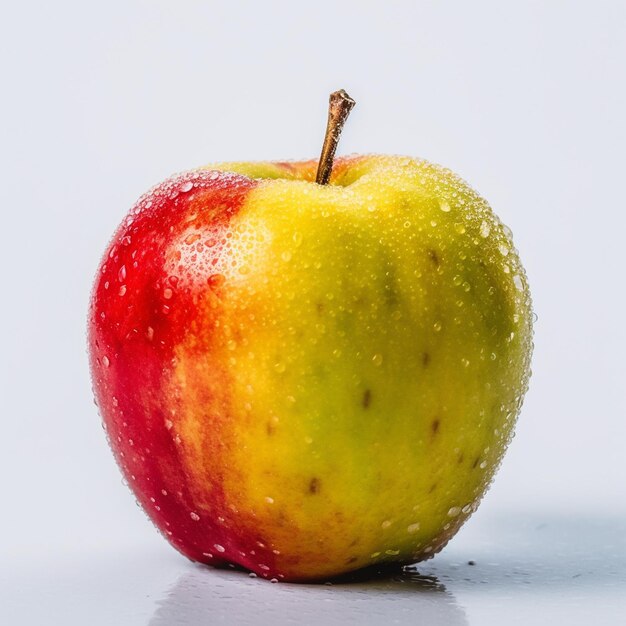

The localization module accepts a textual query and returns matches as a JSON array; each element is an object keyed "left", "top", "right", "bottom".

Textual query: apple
[{"left": 89, "top": 91, "right": 532, "bottom": 582}]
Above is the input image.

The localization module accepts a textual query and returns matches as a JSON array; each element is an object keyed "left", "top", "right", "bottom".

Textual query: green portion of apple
[{"left": 175, "top": 155, "right": 534, "bottom": 576}]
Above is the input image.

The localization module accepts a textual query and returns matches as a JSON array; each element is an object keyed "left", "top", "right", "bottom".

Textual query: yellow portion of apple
[{"left": 176, "top": 156, "right": 532, "bottom": 579}]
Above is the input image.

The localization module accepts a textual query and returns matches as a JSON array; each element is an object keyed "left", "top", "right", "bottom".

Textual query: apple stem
[{"left": 315, "top": 90, "right": 356, "bottom": 185}]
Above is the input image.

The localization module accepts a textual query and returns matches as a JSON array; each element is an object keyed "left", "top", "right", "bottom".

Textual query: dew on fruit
[
  {"left": 381, "top": 520, "right": 392, "bottom": 529},
  {"left": 118, "top": 265, "right": 127, "bottom": 282},
  {"left": 102, "top": 356, "right": 110, "bottom": 368},
  {"left": 370, "top": 552, "right": 381, "bottom": 558},
  {"left": 248, "top": 572, "right": 257, "bottom": 578},
  {"left": 190, "top": 512, "right": 200, "bottom": 521},
  {"left": 498, "top": 243, "right": 510, "bottom": 256},
  {"left": 372, "top": 353, "right": 383, "bottom": 366},
  {"left": 433, "top": 321, "right": 442, "bottom": 332},
  {"left": 439, "top": 199, "right": 451, "bottom": 212},
  {"left": 214, "top": 544, "right": 226, "bottom": 553},
  {"left": 118, "top": 285, "right": 127, "bottom": 296},
  {"left": 163, "top": 287, "right": 173, "bottom": 299},
  {"left": 479, "top": 461, "right": 488, "bottom": 469},
  {"left": 513, "top": 274, "right": 524, "bottom": 290},
  {"left": 447, "top": 507, "right": 461, "bottom": 517},
  {"left": 180, "top": 181, "right": 193, "bottom": 193},
  {"left": 479, "top": 221, "right": 491, "bottom": 238},
  {"left": 264, "top": 496, "right": 274, "bottom": 504},
  {"left": 407, "top": 523, "right": 420, "bottom": 534},
  {"left": 385, "top": 549, "right": 400, "bottom": 556}
]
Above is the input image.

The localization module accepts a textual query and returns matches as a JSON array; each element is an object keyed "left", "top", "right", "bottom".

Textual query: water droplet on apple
[
  {"left": 407, "top": 523, "right": 420, "bottom": 534},
  {"left": 498, "top": 243, "right": 510, "bottom": 256},
  {"left": 163, "top": 287, "right": 173, "bottom": 299},
  {"left": 213, "top": 543, "right": 225, "bottom": 552},
  {"left": 479, "top": 221, "right": 491, "bottom": 238},
  {"left": 381, "top": 519, "right": 392, "bottom": 529},
  {"left": 118, "top": 265, "right": 127, "bottom": 282},
  {"left": 281, "top": 251, "right": 292, "bottom": 262},
  {"left": 439, "top": 200, "right": 451, "bottom": 212},
  {"left": 190, "top": 512, "right": 200, "bottom": 521},
  {"left": 274, "top": 361, "right": 286, "bottom": 373},
  {"left": 513, "top": 274, "right": 524, "bottom": 290},
  {"left": 118, "top": 285, "right": 127, "bottom": 296},
  {"left": 293, "top": 232, "right": 303, "bottom": 246},
  {"left": 180, "top": 181, "right": 193, "bottom": 193},
  {"left": 447, "top": 507, "right": 461, "bottom": 517},
  {"left": 433, "top": 321, "right": 442, "bottom": 332},
  {"left": 372, "top": 353, "right": 383, "bottom": 366},
  {"left": 102, "top": 356, "right": 110, "bottom": 368},
  {"left": 385, "top": 549, "right": 400, "bottom": 556}
]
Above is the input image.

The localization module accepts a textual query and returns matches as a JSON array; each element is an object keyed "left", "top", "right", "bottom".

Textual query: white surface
[
  {"left": 2, "top": 509, "right": 624, "bottom": 625},
  {"left": 1, "top": 1, "right": 625, "bottom": 624}
]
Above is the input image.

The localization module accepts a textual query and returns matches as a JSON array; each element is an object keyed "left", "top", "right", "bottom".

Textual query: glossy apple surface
[{"left": 88, "top": 155, "right": 532, "bottom": 582}]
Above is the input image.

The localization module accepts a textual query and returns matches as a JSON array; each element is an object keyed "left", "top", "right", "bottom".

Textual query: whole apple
[{"left": 89, "top": 95, "right": 532, "bottom": 582}]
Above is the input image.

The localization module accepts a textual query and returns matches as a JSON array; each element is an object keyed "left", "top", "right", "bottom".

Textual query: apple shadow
[
  {"left": 416, "top": 511, "right": 626, "bottom": 593},
  {"left": 148, "top": 565, "right": 468, "bottom": 626},
  {"left": 148, "top": 512, "right": 626, "bottom": 625}
]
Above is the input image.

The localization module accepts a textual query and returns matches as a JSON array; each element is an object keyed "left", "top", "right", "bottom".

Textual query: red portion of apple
[{"left": 89, "top": 169, "right": 258, "bottom": 568}]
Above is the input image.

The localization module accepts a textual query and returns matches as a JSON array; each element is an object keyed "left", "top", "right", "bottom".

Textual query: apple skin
[{"left": 89, "top": 155, "right": 532, "bottom": 582}]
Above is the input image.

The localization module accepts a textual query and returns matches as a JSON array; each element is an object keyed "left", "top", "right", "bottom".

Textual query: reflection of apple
[{"left": 89, "top": 91, "right": 532, "bottom": 582}]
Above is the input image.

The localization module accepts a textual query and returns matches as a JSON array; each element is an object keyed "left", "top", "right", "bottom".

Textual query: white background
[{"left": 1, "top": 1, "right": 624, "bottom": 624}]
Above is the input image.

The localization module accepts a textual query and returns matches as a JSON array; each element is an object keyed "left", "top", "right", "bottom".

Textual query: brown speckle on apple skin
[
  {"left": 427, "top": 249, "right": 440, "bottom": 268},
  {"left": 362, "top": 389, "right": 371, "bottom": 409}
]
